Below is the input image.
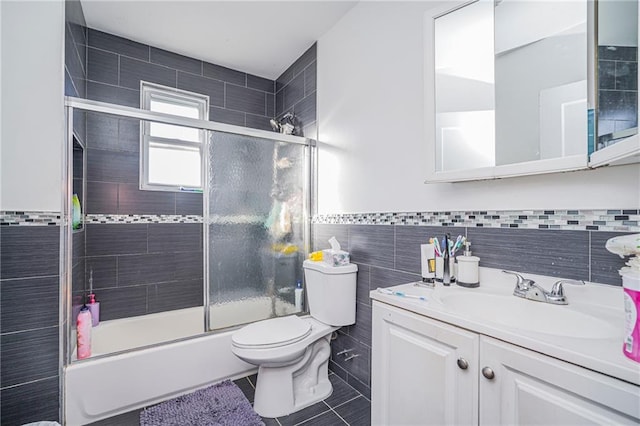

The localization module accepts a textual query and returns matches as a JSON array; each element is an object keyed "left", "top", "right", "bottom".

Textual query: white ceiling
[{"left": 80, "top": 1, "right": 358, "bottom": 80}]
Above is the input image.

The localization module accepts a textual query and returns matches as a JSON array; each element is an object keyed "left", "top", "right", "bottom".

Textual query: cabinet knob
[
  {"left": 482, "top": 366, "right": 495, "bottom": 380},
  {"left": 456, "top": 358, "right": 469, "bottom": 370}
]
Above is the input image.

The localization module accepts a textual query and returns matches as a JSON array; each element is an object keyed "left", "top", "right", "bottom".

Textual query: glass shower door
[{"left": 206, "top": 131, "right": 309, "bottom": 330}]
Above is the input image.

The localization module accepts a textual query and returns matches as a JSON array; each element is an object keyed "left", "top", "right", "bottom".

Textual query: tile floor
[{"left": 88, "top": 372, "right": 370, "bottom": 426}]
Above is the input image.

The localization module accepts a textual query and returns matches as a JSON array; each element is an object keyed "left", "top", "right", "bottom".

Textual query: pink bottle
[
  {"left": 622, "top": 269, "right": 640, "bottom": 363},
  {"left": 88, "top": 293, "right": 100, "bottom": 327},
  {"left": 76, "top": 306, "right": 92, "bottom": 360}
]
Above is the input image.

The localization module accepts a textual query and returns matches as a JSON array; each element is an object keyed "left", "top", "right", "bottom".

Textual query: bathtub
[{"left": 65, "top": 297, "right": 297, "bottom": 425}]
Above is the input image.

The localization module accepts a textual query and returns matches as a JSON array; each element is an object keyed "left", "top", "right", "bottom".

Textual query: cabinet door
[
  {"left": 479, "top": 336, "right": 640, "bottom": 425},
  {"left": 372, "top": 302, "right": 479, "bottom": 426}
]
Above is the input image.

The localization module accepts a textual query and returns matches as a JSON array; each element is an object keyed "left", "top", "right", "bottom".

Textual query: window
[{"left": 140, "top": 82, "right": 209, "bottom": 191}]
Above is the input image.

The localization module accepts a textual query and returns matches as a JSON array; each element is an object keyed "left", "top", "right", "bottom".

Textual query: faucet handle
[
  {"left": 502, "top": 270, "right": 535, "bottom": 290},
  {"left": 550, "top": 279, "right": 585, "bottom": 296}
]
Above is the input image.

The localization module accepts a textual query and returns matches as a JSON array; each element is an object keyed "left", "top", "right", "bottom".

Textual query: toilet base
[{"left": 253, "top": 335, "right": 333, "bottom": 418}]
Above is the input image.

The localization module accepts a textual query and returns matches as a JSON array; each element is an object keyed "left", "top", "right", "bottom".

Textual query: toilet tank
[{"left": 303, "top": 260, "right": 358, "bottom": 326}]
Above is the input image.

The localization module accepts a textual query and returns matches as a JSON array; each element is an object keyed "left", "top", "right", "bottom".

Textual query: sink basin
[{"left": 437, "top": 292, "right": 620, "bottom": 339}]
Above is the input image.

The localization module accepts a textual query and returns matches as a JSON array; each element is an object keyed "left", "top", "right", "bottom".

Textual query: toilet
[{"left": 231, "top": 259, "right": 358, "bottom": 418}]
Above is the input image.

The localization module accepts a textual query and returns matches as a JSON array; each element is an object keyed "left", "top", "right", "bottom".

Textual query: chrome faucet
[{"left": 502, "top": 270, "right": 584, "bottom": 305}]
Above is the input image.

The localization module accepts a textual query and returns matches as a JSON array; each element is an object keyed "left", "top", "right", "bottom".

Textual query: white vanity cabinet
[
  {"left": 372, "top": 301, "right": 640, "bottom": 425},
  {"left": 371, "top": 302, "right": 479, "bottom": 425}
]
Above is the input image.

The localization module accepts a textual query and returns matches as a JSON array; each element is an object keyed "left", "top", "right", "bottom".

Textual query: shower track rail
[{"left": 62, "top": 95, "right": 314, "bottom": 362}]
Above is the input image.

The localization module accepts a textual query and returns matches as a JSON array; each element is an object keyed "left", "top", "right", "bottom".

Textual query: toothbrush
[
  {"left": 377, "top": 287, "right": 427, "bottom": 301},
  {"left": 430, "top": 238, "right": 441, "bottom": 257}
]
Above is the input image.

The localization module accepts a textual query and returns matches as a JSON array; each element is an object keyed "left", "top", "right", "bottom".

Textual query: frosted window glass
[
  {"left": 148, "top": 143, "right": 201, "bottom": 187},
  {"left": 149, "top": 100, "right": 200, "bottom": 141}
]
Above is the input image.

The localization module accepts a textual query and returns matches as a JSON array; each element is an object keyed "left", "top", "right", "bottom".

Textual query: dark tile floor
[{"left": 88, "top": 372, "right": 370, "bottom": 426}]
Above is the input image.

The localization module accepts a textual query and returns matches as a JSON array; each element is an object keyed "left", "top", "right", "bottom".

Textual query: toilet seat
[{"left": 232, "top": 315, "right": 312, "bottom": 349}]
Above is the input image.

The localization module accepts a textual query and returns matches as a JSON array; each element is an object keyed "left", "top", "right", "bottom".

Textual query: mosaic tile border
[
  {"left": 0, "top": 211, "right": 61, "bottom": 226},
  {"left": 312, "top": 209, "right": 640, "bottom": 232},
  {"left": 85, "top": 214, "right": 203, "bottom": 224}
]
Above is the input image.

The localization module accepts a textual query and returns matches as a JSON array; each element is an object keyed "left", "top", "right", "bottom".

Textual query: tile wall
[
  {"left": 0, "top": 225, "right": 61, "bottom": 425},
  {"left": 275, "top": 43, "right": 318, "bottom": 137},
  {"left": 313, "top": 218, "right": 636, "bottom": 399},
  {"left": 598, "top": 45, "right": 638, "bottom": 147}
]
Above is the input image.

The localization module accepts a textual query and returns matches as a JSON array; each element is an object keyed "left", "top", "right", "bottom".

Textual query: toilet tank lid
[{"left": 303, "top": 260, "right": 357, "bottom": 274}]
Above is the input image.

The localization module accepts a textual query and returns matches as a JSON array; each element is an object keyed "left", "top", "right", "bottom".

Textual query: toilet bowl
[{"left": 231, "top": 260, "right": 358, "bottom": 418}]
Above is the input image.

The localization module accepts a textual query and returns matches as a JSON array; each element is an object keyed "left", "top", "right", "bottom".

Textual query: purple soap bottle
[{"left": 88, "top": 293, "right": 100, "bottom": 327}]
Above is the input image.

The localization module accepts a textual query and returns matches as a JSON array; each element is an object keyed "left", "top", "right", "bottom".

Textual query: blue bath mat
[{"left": 140, "top": 380, "right": 264, "bottom": 426}]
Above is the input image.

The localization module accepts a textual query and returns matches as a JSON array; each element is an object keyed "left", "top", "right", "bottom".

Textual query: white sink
[{"left": 437, "top": 292, "right": 619, "bottom": 339}]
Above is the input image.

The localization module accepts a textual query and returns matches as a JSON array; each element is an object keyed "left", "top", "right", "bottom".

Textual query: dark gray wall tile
[
  {"left": 85, "top": 224, "right": 148, "bottom": 256},
  {"left": 88, "top": 29, "right": 149, "bottom": 60},
  {"left": 98, "top": 286, "right": 147, "bottom": 320},
  {"left": 334, "top": 395, "right": 371, "bottom": 426},
  {"left": 283, "top": 73, "right": 305, "bottom": 112},
  {"left": 0, "top": 226, "right": 59, "bottom": 279},
  {"left": 117, "top": 253, "right": 175, "bottom": 286},
  {"left": 355, "top": 263, "right": 370, "bottom": 306},
  {"left": 87, "top": 81, "right": 139, "bottom": 108},
  {"left": 72, "top": 230, "right": 85, "bottom": 266},
  {"left": 599, "top": 90, "right": 638, "bottom": 121},
  {"left": 304, "top": 61, "right": 316, "bottom": 95},
  {"left": 599, "top": 61, "right": 616, "bottom": 90},
  {"left": 331, "top": 332, "right": 370, "bottom": 386},
  {"left": 468, "top": 228, "right": 590, "bottom": 281},
  {"left": 346, "top": 375, "right": 371, "bottom": 401},
  {"left": 72, "top": 257, "right": 86, "bottom": 294},
  {"left": 348, "top": 302, "right": 372, "bottom": 347},
  {"left": 329, "top": 359, "right": 349, "bottom": 382},
  {"left": 0, "top": 376, "right": 59, "bottom": 426},
  {"left": 148, "top": 223, "right": 201, "bottom": 252},
  {"left": 173, "top": 251, "right": 204, "bottom": 280},
  {"left": 209, "top": 106, "right": 245, "bottom": 126},
  {"left": 225, "top": 84, "right": 266, "bottom": 115},
  {"left": 87, "top": 149, "right": 138, "bottom": 184},
  {"left": 86, "top": 181, "right": 118, "bottom": 214},
  {"left": 275, "top": 90, "right": 285, "bottom": 116},
  {"left": 147, "top": 279, "right": 203, "bottom": 313},
  {"left": 117, "top": 117, "right": 141, "bottom": 152},
  {"left": 1, "top": 327, "right": 59, "bottom": 387},
  {"left": 85, "top": 256, "right": 118, "bottom": 289},
  {"left": 294, "top": 91, "right": 316, "bottom": 128},
  {"left": 313, "top": 224, "right": 349, "bottom": 252},
  {"left": 150, "top": 47, "right": 201, "bottom": 75},
  {"left": 65, "top": 70, "right": 79, "bottom": 97},
  {"left": 86, "top": 112, "right": 118, "bottom": 149},
  {"left": 293, "top": 43, "right": 317, "bottom": 77},
  {"left": 590, "top": 231, "right": 631, "bottom": 285},
  {"left": 176, "top": 192, "right": 203, "bottom": 215},
  {"left": 120, "top": 56, "right": 176, "bottom": 90},
  {"left": 349, "top": 225, "right": 395, "bottom": 269},
  {"left": 118, "top": 184, "right": 176, "bottom": 215},
  {"left": 65, "top": 24, "right": 84, "bottom": 80},
  {"left": 245, "top": 114, "right": 272, "bottom": 131},
  {"left": 177, "top": 72, "right": 224, "bottom": 107},
  {"left": 616, "top": 61, "right": 637, "bottom": 90},
  {"left": 266, "top": 93, "right": 275, "bottom": 117},
  {"left": 87, "top": 47, "right": 118, "bottom": 85},
  {"left": 247, "top": 74, "right": 274, "bottom": 93},
  {"left": 203, "top": 63, "right": 245, "bottom": 86},
  {"left": 0, "top": 277, "right": 58, "bottom": 333},
  {"left": 369, "top": 266, "right": 420, "bottom": 290}
]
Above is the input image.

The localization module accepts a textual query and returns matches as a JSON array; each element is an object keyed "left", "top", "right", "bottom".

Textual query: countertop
[{"left": 369, "top": 267, "right": 640, "bottom": 386}]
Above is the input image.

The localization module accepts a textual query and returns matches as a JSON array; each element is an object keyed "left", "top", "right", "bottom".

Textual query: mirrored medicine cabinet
[{"left": 425, "top": 0, "right": 640, "bottom": 183}]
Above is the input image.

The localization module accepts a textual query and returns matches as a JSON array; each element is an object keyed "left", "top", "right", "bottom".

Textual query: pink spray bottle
[{"left": 76, "top": 305, "right": 92, "bottom": 360}]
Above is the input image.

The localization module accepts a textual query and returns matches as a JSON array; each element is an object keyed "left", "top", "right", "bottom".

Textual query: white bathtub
[{"left": 65, "top": 297, "right": 297, "bottom": 425}]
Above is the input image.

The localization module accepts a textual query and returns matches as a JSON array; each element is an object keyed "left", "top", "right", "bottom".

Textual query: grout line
[{"left": 0, "top": 374, "right": 59, "bottom": 391}]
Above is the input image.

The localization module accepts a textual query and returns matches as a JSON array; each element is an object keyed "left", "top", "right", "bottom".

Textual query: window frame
[{"left": 140, "top": 81, "right": 209, "bottom": 192}]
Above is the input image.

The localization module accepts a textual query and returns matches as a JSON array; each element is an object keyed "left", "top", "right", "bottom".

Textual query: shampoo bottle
[
  {"left": 295, "top": 280, "right": 304, "bottom": 312},
  {"left": 76, "top": 306, "right": 92, "bottom": 360}
]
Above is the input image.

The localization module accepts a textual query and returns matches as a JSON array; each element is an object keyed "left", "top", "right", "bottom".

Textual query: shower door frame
[{"left": 62, "top": 96, "right": 314, "bottom": 365}]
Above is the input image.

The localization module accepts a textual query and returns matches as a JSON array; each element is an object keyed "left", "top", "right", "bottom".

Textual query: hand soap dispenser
[{"left": 456, "top": 241, "right": 480, "bottom": 288}]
